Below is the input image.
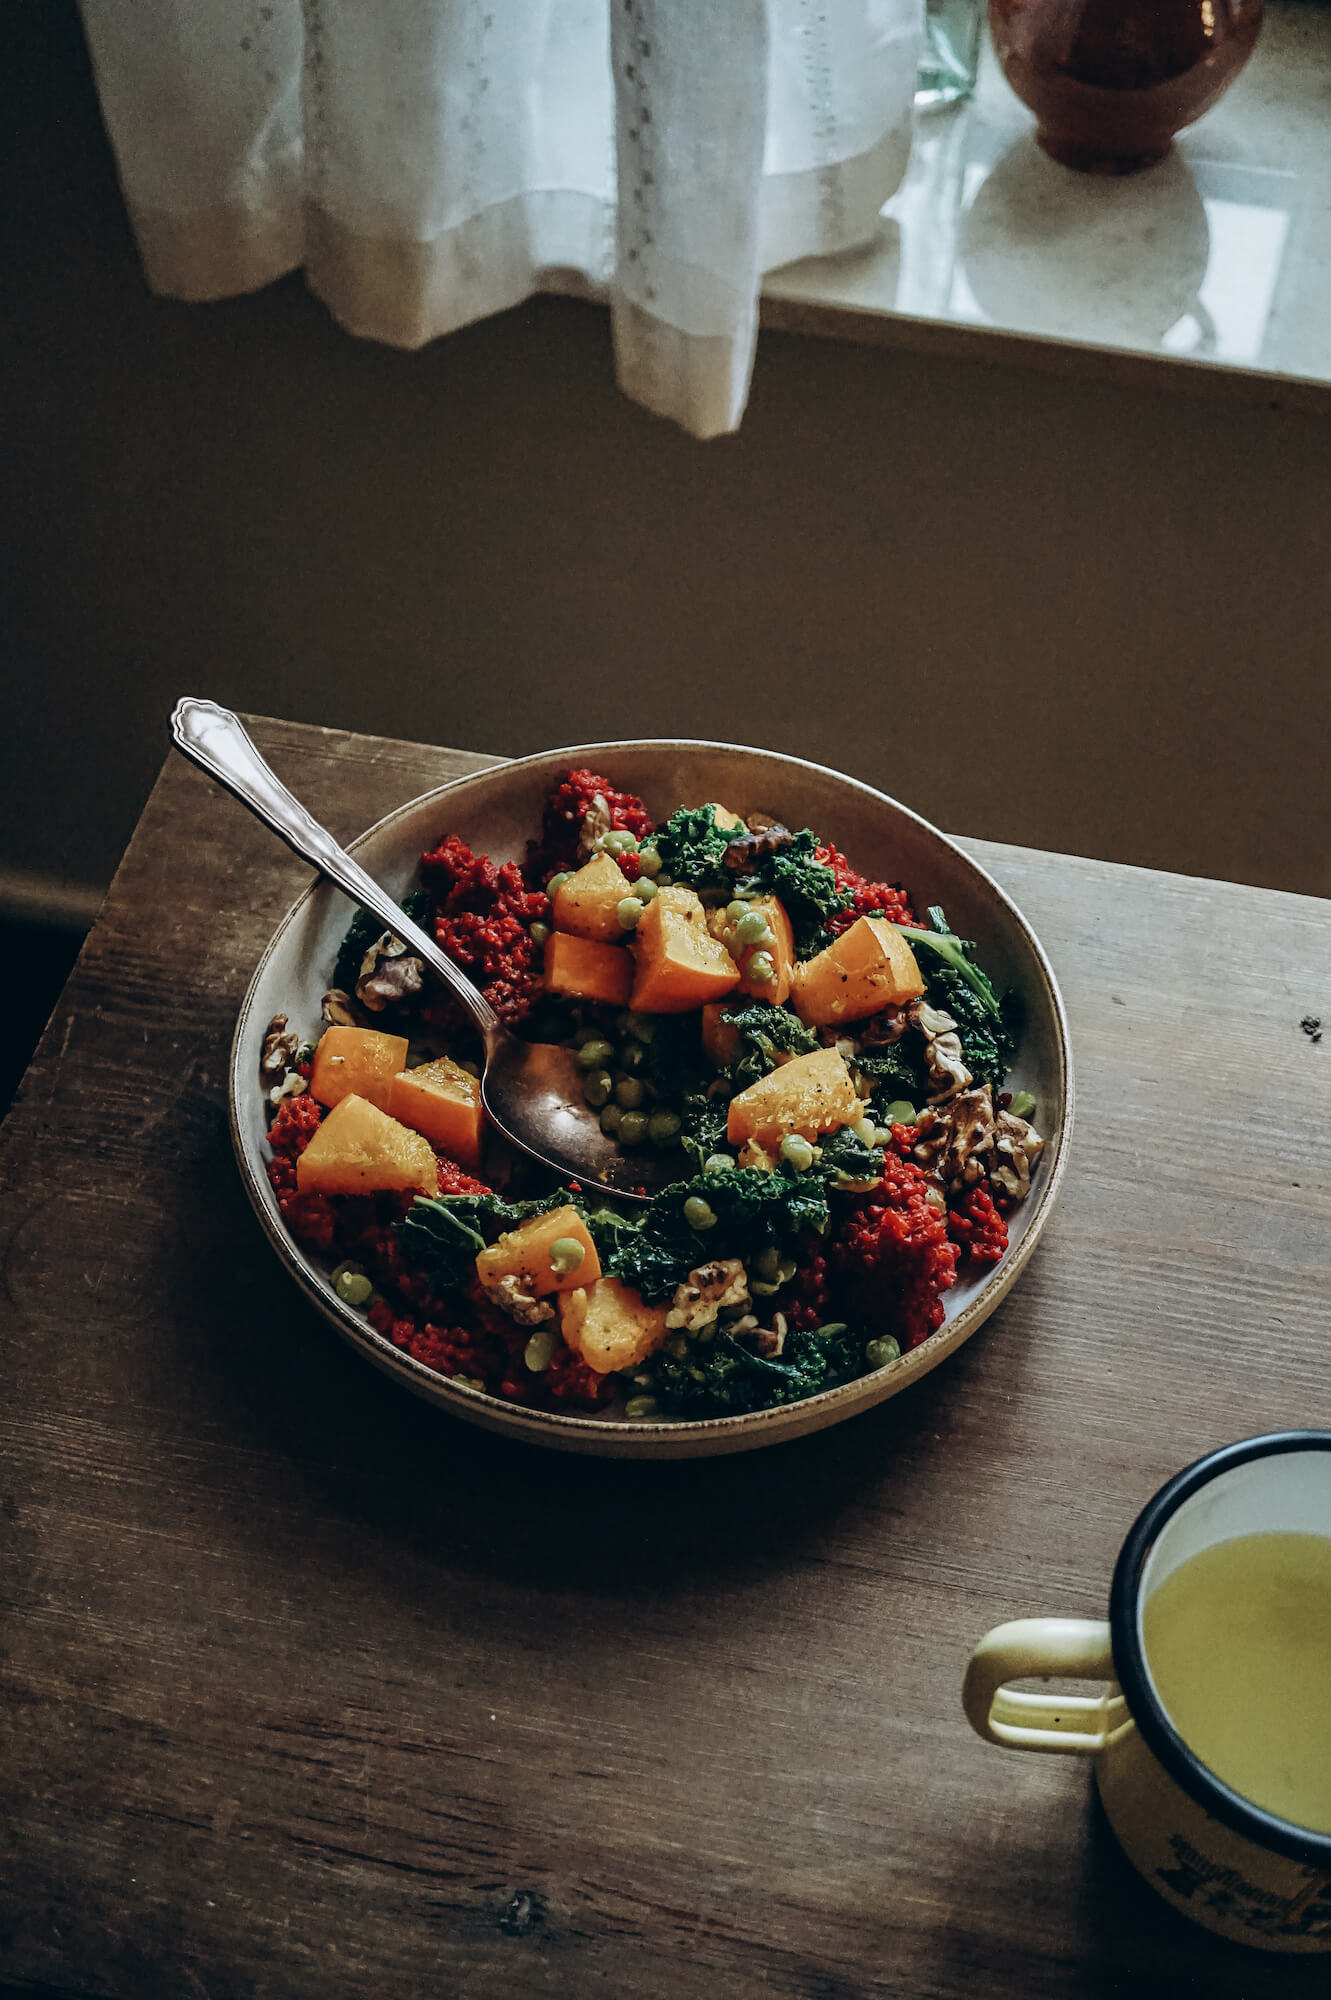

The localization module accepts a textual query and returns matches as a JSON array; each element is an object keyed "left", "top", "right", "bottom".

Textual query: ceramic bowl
[{"left": 229, "top": 742, "right": 1073, "bottom": 1458}]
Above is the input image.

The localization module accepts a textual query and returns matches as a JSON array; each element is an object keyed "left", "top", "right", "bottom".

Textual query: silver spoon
[{"left": 171, "top": 699, "right": 670, "bottom": 1201}]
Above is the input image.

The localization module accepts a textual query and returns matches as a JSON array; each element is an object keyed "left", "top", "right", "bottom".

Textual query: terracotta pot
[{"left": 988, "top": 0, "right": 1264, "bottom": 174}]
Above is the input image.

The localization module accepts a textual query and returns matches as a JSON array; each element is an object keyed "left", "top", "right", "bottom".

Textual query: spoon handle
[{"left": 170, "top": 699, "right": 500, "bottom": 1038}]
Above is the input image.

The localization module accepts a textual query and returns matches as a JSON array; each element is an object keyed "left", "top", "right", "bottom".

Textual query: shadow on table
[
  {"left": 170, "top": 1122, "right": 1022, "bottom": 1608},
  {"left": 922, "top": 1777, "right": 1330, "bottom": 1999}
]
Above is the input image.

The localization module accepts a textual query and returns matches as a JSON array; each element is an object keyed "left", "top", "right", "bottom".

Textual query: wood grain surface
[{"left": 2, "top": 716, "right": 1329, "bottom": 2000}]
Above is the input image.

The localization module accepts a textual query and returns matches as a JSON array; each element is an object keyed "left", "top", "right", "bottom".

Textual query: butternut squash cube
[
  {"left": 309, "top": 1024, "right": 409, "bottom": 1113},
  {"left": 727, "top": 1047, "right": 859, "bottom": 1150},
  {"left": 543, "top": 931, "right": 633, "bottom": 1007},
  {"left": 704, "top": 803, "right": 747, "bottom": 832},
  {"left": 701, "top": 1002, "right": 742, "bottom": 1070},
  {"left": 296, "top": 1093, "right": 438, "bottom": 1197},
  {"left": 474, "top": 1204, "right": 602, "bottom": 1299},
  {"left": 559, "top": 1277, "right": 670, "bottom": 1375},
  {"left": 388, "top": 1057, "right": 484, "bottom": 1169},
  {"left": 791, "top": 916, "right": 925, "bottom": 1028},
  {"left": 732, "top": 894, "right": 796, "bottom": 1005},
  {"left": 553, "top": 851, "right": 635, "bottom": 942},
  {"left": 629, "top": 884, "right": 741, "bottom": 1014}
]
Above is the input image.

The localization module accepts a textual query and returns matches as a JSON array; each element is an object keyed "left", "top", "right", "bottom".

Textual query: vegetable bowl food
[{"left": 230, "top": 742, "right": 1072, "bottom": 1458}]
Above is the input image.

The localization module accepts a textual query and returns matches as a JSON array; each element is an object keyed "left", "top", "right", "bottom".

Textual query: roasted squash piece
[
  {"left": 309, "top": 1024, "right": 409, "bottom": 1113},
  {"left": 543, "top": 931, "right": 633, "bottom": 1006},
  {"left": 475, "top": 1204, "right": 602, "bottom": 1299},
  {"left": 704, "top": 802, "right": 746, "bottom": 832},
  {"left": 553, "top": 851, "right": 634, "bottom": 942},
  {"left": 560, "top": 1277, "right": 670, "bottom": 1375},
  {"left": 732, "top": 894, "right": 796, "bottom": 1005},
  {"left": 727, "top": 1047, "right": 859, "bottom": 1150},
  {"left": 791, "top": 916, "right": 925, "bottom": 1028},
  {"left": 296, "top": 1093, "right": 437, "bottom": 1197},
  {"left": 388, "top": 1056, "right": 483, "bottom": 1168},
  {"left": 629, "top": 885, "right": 741, "bottom": 1014}
]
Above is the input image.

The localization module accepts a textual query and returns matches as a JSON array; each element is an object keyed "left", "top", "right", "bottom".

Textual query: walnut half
[
  {"left": 665, "top": 1258, "right": 750, "bottom": 1331},
  {"left": 356, "top": 933, "right": 425, "bottom": 1013}
]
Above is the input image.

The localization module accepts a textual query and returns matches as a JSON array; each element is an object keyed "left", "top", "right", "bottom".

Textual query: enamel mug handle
[{"left": 963, "top": 1618, "right": 1125, "bottom": 1755}]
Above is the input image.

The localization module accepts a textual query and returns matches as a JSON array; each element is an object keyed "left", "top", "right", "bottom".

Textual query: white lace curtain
[{"left": 79, "top": 1, "right": 922, "bottom": 438}]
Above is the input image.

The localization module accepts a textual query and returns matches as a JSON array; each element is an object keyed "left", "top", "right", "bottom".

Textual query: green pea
[
  {"left": 618, "top": 1110, "right": 650, "bottom": 1146},
  {"left": 624, "top": 1395, "right": 658, "bottom": 1419},
  {"left": 335, "top": 1269, "right": 373, "bottom": 1307},
  {"left": 779, "top": 1134, "right": 815, "bottom": 1171},
  {"left": 329, "top": 1260, "right": 363, "bottom": 1286},
  {"left": 865, "top": 1334, "right": 902, "bottom": 1369},
  {"left": 634, "top": 877, "right": 658, "bottom": 904},
  {"left": 615, "top": 1076, "right": 645, "bottom": 1110},
  {"left": 853, "top": 1118, "right": 877, "bottom": 1148},
  {"left": 547, "top": 872, "right": 570, "bottom": 896},
  {"left": 884, "top": 1100, "right": 917, "bottom": 1126},
  {"left": 636, "top": 846, "right": 662, "bottom": 878},
  {"left": 751, "top": 1279, "right": 780, "bottom": 1297},
  {"left": 777, "top": 1258, "right": 797, "bottom": 1284},
  {"left": 1009, "top": 1091, "right": 1037, "bottom": 1121},
  {"left": 600, "top": 1102, "right": 624, "bottom": 1134},
  {"left": 578, "top": 1038, "right": 616, "bottom": 1070},
  {"left": 603, "top": 829, "right": 639, "bottom": 856},
  {"left": 747, "top": 952, "right": 776, "bottom": 985},
  {"left": 755, "top": 1246, "right": 781, "bottom": 1281},
  {"left": 655, "top": 869, "right": 674, "bottom": 887},
  {"left": 524, "top": 1329, "right": 557, "bottom": 1372},
  {"left": 582, "top": 1068, "right": 614, "bottom": 1109},
  {"left": 529, "top": 921, "right": 551, "bottom": 946},
  {"left": 704, "top": 1153, "right": 733, "bottom": 1174},
  {"left": 725, "top": 900, "right": 749, "bottom": 924},
  {"left": 683, "top": 1196, "right": 718, "bottom": 1231},
  {"left": 574, "top": 1023, "right": 603, "bottom": 1046},
  {"left": 624, "top": 1012, "right": 655, "bottom": 1043},
  {"left": 734, "top": 910, "right": 771, "bottom": 947},
  {"left": 452, "top": 1374, "right": 486, "bottom": 1393},
  {"left": 548, "top": 1236, "right": 586, "bottom": 1276},
  {"left": 616, "top": 897, "right": 643, "bottom": 931},
  {"left": 647, "top": 1109, "right": 681, "bottom": 1145},
  {"left": 619, "top": 1041, "right": 646, "bottom": 1074}
]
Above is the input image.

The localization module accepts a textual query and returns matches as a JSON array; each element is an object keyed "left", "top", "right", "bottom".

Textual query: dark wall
[{"left": 4, "top": 1, "right": 1329, "bottom": 921}]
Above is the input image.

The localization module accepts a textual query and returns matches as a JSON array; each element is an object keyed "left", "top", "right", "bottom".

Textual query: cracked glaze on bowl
[{"left": 229, "top": 742, "right": 1073, "bottom": 1458}]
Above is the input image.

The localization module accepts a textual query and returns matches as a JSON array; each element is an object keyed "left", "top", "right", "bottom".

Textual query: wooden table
[{"left": 3, "top": 717, "right": 1329, "bottom": 1999}]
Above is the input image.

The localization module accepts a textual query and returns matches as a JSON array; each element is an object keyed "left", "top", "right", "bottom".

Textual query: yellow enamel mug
[{"left": 964, "top": 1433, "right": 1331, "bottom": 1952}]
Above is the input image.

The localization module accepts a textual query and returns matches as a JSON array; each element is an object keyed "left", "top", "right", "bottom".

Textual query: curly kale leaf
[
  {"left": 718, "top": 997, "right": 819, "bottom": 1092},
  {"left": 929, "top": 974, "right": 1020, "bottom": 1090},
  {"left": 679, "top": 1099, "right": 731, "bottom": 1176},
  {"left": 722, "top": 998, "right": 818, "bottom": 1060},
  {"left": 852, "top": 1039, "right": 929, "bottom": 1109},
  {"left": 652, "top": 805, "right": 732, "bottom": 893},
  {"left": 606, "top": 1164, "right": 830, "bottom": 1304},
  {"left": 815, "top": 1124, "right": 885, "bottom": 1189},
  {"left": 647, "top": 1323, "right": 863, "bottom": 1416},
  {"left": 334, "top": 889, "right": 432, "bottom": 994},
  {"left": 764, "top": 829, "right": 851, "bottom": 956},
  {"left": 398, "top": 1192, "right": 507, "bottom": 1292},
  {"left": 899, "top": 906, "right": 1017, "bottom": 1090}
]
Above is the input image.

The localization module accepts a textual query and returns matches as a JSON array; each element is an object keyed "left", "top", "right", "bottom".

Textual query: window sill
[{"left": 761, "top": 1, "right": 1331, "bottom": 414}]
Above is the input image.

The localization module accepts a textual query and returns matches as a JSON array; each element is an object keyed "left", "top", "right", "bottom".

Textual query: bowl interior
[{"left": 230, "top": 741, "right": 1072, "bottom": 1456}]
